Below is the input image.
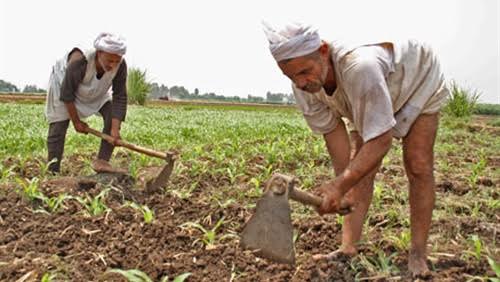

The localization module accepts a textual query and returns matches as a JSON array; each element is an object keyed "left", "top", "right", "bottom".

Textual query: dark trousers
[{"left": 47, "top": 101, "right": 114, "bottom": 172}]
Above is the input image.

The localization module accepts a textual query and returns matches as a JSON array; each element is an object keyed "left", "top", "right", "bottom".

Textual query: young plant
[
  {"left": 75, "top": 188, "right": 110, "bottom": 216},
  {"left": 181, "top": 217, "right": 235, "bottom": 250},
  {"left": 386, "top": 230, "right": 411, "bottom": 251},
  {"left": 170, "top": 182, "right": 198, "bottom": 200},
  {"left": 357, "top": 251, "right": 400, "bottom": 277},
  {"left": 15, "top": 177, "right": 44, "bottom": 202},
  {"left": 465, "top": 235, "right": 483, "bottom": 262},
  {"left": 41, "top": 272, "right": 57, "bottom": 282},
  {"left": 487, "top": 256, "right": 500, "bottom": 281},
  {"left": 469, "top": 151, "right": 487, "bottom": 189},
  {"left": 126, "top": 202, "right": 155, "bottom": 224},
  {"left": 37, "top": 158, "right": 57, "bottom": 178},
  {"left": 246, "top": 177, "right": 263, "bottom": 198},
  {"left": 42, "top": 193, "right": 71, "bottom": 213},
  {"left": 106, "top": 268, "right": 191, "bottom": 282}
]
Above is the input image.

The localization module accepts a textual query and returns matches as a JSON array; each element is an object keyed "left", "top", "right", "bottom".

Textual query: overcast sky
[{"left": 1, "top": 0, "right": 498, "bottom": 103}]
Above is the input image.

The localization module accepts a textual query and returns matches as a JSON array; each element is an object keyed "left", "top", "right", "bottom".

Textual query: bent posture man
[
  {"left": 45, "top": 32, "right": 128, "bottom": 173},
  {"left": 264, "top": 23, "right": 449, "bottom": 277}
]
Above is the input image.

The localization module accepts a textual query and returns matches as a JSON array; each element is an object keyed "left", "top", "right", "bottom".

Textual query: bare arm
[
  {"left": 336, "top": 129, "right": 392, "bottom": 195},
  {"left": 319, "top": 129, "right": 392, "bottom": 214}
]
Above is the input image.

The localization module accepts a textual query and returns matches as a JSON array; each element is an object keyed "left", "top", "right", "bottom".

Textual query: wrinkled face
[
  {"left": 96, "top": 51, "right": 122, "bottom": 72},
  {"left": 278, "top": 52, "right": 328, "bottom": 93}
]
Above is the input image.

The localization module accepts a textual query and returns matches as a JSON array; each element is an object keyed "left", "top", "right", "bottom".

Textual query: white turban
[
  {"left": 263, "top": 22, "right": 321, "bottom": 62},
  {"left": 93, "top": 32, "right": 127, "bottom": 56}
]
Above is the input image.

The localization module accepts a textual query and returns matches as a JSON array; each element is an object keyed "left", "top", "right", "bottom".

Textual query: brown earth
[{"left": 1, "top": 169, "right": 496, "bottom": 282}]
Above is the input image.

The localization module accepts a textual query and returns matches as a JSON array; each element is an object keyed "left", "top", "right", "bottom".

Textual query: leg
[
  {"left": 402, "top": 113, "right": 439, "bottom": 278},
  {"left": 47, "top": 120, "right": 70, "bottom": 173},
  {"left": 314, "top": 131, "right": 380, "bottom": 260},
  {"left": 97, "top": 101, "right": 114, "bottom": 161},
  {"left": 92, "top": 102, "right": 126, "bottom": 173}
]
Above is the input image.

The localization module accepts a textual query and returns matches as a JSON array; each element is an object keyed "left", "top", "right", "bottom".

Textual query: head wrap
[
  {"left": 93, "top": 32, "right": 127, "bottom": 56},
  {"left": 263, "top": 22, "right": 321, "bottom": 62}
]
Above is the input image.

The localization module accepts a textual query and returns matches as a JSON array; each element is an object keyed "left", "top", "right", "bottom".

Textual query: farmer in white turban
[
  {"left": 45, "top": 32, "right": 128, "bottom": 174},
  {"left": 264, "top": 22, "right": 449, "bottom": 278}
]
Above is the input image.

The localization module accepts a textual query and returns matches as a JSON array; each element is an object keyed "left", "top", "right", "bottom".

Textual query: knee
[{"left": 405, "top": 156, "right": 434, "bottom": 181}]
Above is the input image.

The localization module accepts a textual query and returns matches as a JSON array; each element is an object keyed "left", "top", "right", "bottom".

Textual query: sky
[{"left": 0, "top": 0, "right": 498, "bottom": 103}]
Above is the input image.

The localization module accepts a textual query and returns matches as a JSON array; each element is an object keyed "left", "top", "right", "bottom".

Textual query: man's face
[
  {"left": 97, "top": 51, "right": 122, "bottom": 72},
  {"left": 278, "top": 52, "right": 328, "bottom": 93}
]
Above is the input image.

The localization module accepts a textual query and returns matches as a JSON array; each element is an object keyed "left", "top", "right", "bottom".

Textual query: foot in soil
[
  {"left": 92, "top": 159, "right": 127, "bottom": 174},
  {"left": 408, "top": 252, "right": 431, "bottom": 279},
  {"left": 312, "top": 245, "right": 357, "bottom": 261}
]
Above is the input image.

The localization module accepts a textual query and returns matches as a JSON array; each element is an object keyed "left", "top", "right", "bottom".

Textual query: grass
[
  {"left": 444, "top": 81, "right": 481, "bottom": 118},
  {"left": 127, "top": 67, "right": 152, "bottom": 106}
]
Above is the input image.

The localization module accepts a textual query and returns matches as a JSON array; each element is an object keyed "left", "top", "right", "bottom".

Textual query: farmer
[
  {"left": 263, "top": 23, "right": 449, "bottom": 278},
  {"left": 45, "top": 32, "right": 128, "bottom": 174}
]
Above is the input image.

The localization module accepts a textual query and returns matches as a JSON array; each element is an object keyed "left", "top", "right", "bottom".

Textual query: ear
[{"left": 318, "top": 41, "right": 329, "bottom": 57}]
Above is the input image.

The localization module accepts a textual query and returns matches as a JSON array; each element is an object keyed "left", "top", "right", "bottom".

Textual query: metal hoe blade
[
  {"left": 145, "top": 152, "right": 176, "bottom": 193},
  {"left": 240, "top": 175, "right": 296, "bottom": 264}
]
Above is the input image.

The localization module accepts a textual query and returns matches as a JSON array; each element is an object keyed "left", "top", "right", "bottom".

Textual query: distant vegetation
[
  {"left": 475, "top": 103, "right": 500, "bottom": 116},
  {"left": 0, "top": 80, "right": 45, "bottom": 93},
  {"left": 2, "top": 77, "right": 498, "bottom": 112},
  {"left": 127, "top": 68, "right": 152, "bottom": 106}
]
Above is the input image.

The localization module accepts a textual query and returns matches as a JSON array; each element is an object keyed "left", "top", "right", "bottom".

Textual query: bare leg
[
  {"left": 314, "top": 132, "right": 380, "bottom": 260},
  {"left": 402, "top": 113, "right": 439, "bottom": 278}
]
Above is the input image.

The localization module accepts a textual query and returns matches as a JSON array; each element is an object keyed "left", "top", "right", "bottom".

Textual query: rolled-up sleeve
[
  {"left": 111, "top": 60, "right": 128, "bottom": 121},
  {"left": 293, "top": 86, "right": 338, "bottom": 134}
]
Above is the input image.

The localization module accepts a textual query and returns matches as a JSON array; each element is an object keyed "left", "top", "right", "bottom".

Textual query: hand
[
  {"left": 110, "top": 127, "right": 121, "bottom": 146},
  {"left": 73, "top": 120, "right": 89, "bottom": 134},
  {"left": 316, "top": 181, "right": 352, "bottom": 215}
]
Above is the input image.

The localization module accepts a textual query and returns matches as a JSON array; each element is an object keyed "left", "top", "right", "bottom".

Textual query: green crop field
[{"left": 0, "top": 103, "right": 498, "bottom": 281}]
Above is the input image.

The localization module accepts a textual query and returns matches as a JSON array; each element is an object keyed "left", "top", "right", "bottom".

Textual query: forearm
[
  {"left": 334, "top": 130, "right": 392, "bottom": 195},
  {"left": 64, "top": 102, "right": 80, "bottom": 123},
  {"left": 111, "top": 118, "right": 121, "bottom": 132}
]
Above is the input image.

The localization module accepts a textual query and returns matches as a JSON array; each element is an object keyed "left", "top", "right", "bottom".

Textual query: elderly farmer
[
  {"left": 45, "top": 32, "right": 128, "bottom": 174},
  {"left": 264, "top": 23, "right": 448, "bottom": 277}
]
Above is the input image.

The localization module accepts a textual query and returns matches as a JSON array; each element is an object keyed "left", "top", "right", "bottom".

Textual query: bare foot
[
  {"left": 92, "top": 159, "right": 127, "bottom": 174},
  {"left": 312, "top": 245, "right": 357, "bottom": 261},
  {"left": 408, "top": 252, "right": 431, "bottom": 279}
]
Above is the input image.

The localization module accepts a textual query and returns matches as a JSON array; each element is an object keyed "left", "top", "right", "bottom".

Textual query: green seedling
[
  {"left": 75, "top": 188, "right": 110, "bottom": 216},
  {"left": 126, "top": 202, "right": 154, "bottom": 224},
  {"left": 106, "top": 268, "right": 191, "bottom": 282},
  {"left": 181, "top": 217, "right": 236, "bottom": 249}
]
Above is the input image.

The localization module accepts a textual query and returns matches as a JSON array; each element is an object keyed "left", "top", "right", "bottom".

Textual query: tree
[
  {"left": 248, "top": 94, "right": 264, "bottom": 103},
  {"left": 0, "top": 79, "right": 19, "bottom": 92},
  {"left": 22, "top": 84, "right": 46, "bottom": 93},
  {"left": 266, "top": 91, "right": 287, "bottom": 103}
]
